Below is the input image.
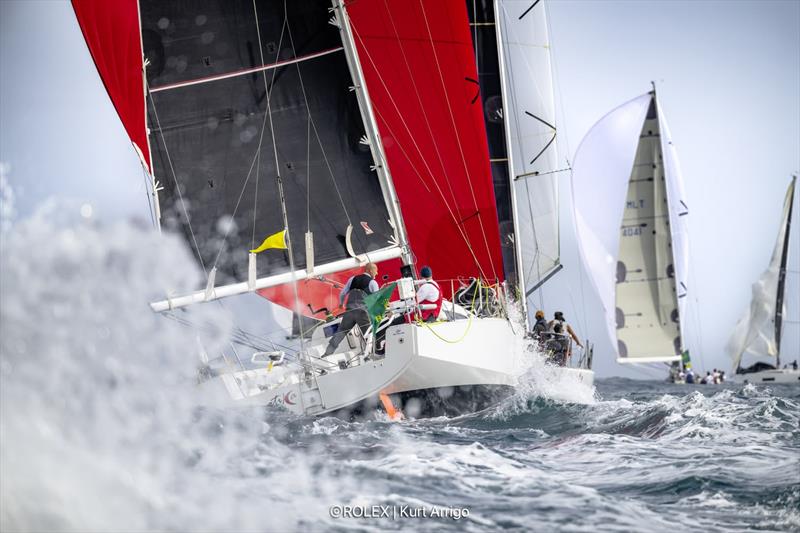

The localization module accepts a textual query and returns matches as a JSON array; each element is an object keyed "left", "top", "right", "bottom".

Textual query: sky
[{"left": 1, "top": 0, "right": 798, "bottom": 378}]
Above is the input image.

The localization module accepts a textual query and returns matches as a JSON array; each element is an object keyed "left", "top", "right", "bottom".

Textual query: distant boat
[
  {"left": 571, "top": 87, "right": 690, "bottom": 371},
  {"left": 728, "top": 176, "right": 799, "bottom": 384}
]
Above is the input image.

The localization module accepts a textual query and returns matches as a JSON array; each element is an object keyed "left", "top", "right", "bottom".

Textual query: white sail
[
  {"left": 728, "top": 177, "right": 797, "bottom": 370},
  {"left": 573, "top": 92, "right": 686, "bottom": 363},
  {"left": 496, "top": 0, "right": 560, "bottom": 310}
]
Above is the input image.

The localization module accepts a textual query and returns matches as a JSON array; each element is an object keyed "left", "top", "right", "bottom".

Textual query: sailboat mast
[
  {"left": 493, "top": 0, "right": 529, "bottom": 330},
  {"left": 333, "top": 0, "right": 414, "bottom": 273},
  {"left": 774, "top": 175, "right": 797, "bottom": 366}
]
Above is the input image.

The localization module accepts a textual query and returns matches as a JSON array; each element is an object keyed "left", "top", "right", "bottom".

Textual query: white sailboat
[
  {"left": 728, "top": 176, "right": 799, "bottom": 384},
  {"left": 571, "top": 88, "right": 691, "bottom": 370},
  {"left": 73, "top": 0, "right": 592, "bottom": 418}
]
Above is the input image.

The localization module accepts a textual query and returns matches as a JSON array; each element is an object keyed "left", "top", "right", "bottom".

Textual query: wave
[{"left": 1, "top": 199, "right": 797, "bottom": 532}]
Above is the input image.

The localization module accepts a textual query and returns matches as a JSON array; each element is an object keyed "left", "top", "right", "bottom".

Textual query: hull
[
  {"left": 208, "top": 316, "right": 595, "bottom": 417},
  {"left": 734, "top": 369, "right": 800, "bottom": 384}
]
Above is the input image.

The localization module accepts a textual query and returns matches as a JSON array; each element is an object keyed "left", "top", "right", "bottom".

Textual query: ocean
[{"left": 1, "top": 201, "right": 798, "bottom": 532}]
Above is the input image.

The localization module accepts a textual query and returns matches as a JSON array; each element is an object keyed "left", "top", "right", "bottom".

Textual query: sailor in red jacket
[{"left": 416, "top": 266, "right": 443, "bottom": 322}]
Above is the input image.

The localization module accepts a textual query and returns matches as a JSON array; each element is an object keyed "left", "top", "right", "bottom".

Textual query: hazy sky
[{"left": 1, "top": 0, "right": 798, "bottom": 378}]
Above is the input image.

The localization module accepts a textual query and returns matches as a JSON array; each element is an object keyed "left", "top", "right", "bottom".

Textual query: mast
[
  {"left": 493, "top": 0, "right": 529, "bottom": 329},
  {"left": 333, "top": 0, "right": 414, "bottom": 274},
  {"left": 774, "top": 175, "right": 797, "bottom": 365}
]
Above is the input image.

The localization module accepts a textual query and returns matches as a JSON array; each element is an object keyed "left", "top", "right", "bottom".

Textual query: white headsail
[
  {"left": 495, "top": 0, "right": 560, "bottom": 319},
  {"left": 572, "top": 91, "right": 689, "bottom": 363},
  {"left": 728, "top": 176, "right": 797, "bottom": 371}
]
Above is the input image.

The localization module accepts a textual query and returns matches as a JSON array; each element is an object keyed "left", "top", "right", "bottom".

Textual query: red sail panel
[
  {"left": 72, "top": 0, "right": 151, "bottom": 171},
  {"left": 258, "top": 259, "right": 401, "bottom": 319},
  {"left": 348, "top": 0, "right": 505, "bottom": 291}
]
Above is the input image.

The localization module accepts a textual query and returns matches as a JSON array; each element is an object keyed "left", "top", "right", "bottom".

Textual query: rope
[
  {"left": 419, "top": 2, "right": 497, "bottom": 282},
  {"left": 254, "top": 0, "right": 311, "bottom": 355},
  {"left": 146, "top": 83, "right": 207, "bottom": 275},
  {"left": 284, "top": 10, "right": 355, "bottom": 234},
  {"left": 140, "top": 165, "right": 157, "bottom": 230},
  {"left": 347, "top": 14, "right": 488, "bottom": 279},
  {"left": 384, "top": 0, "right": 467, "bottom": 240},
  {"left": 211, "top": 9, "right": 287, "bottom": 268},
  {"left": 420, "top": 312, "right": 473, "bottom": 344},
  {"left": 418, "top": 275, "right": 484, "bottom": 343}
]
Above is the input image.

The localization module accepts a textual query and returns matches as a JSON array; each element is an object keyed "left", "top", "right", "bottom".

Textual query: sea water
[{"left": 1, "top": 199, "right": 798, "bottom": 532}]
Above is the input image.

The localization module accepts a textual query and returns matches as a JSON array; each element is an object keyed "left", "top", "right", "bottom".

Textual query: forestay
[{"left": 572, "top": 92, "right": 688, "bottom": 363}]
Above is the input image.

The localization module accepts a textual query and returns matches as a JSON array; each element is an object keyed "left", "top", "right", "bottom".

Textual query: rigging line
[
  {"left": 257, "top": 0, "right": 311, "bottom": 352},
  {"left": 306, "top": 116, "right": 311, "bottom": 232},
  {"left": 382, "top": 0, "right": 463, "bottom": 228},
  {"left": 146, "top": 84, "right": 207, "bottom": 276},
  {"left": 210, "top": 11, "right": 287, "bottom": 270},
  {"left": 472, "top": 0, "right": 478, "bottom": 76},
  {"left": 419, "top": 2, "right": 497, "bottom": 282},
  {"left": 369, "top": 102, "right": 488, "bottom": 278},
  {"left": 285, "top": 13, "right": 353, "bottom": 231},
  {"left": 500, "top": 2, "right": 556, "bottom": 145},
  {"left": 348, "top": 16, "right": 488, "bottom": 278},
  {"left": 140, "top": 165, "right": 157, "bottom": 230},
  {"left": 539, "top": 0, "right": 587, "bottom": 333},
  {"left": 497, "top": 3, "right": 556, "bottom": 302}
]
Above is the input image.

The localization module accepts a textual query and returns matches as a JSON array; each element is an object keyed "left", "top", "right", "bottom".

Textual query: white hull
[
  {"left": 208, "top": 315, "right": 594, "bottom": 416},
  {"left": 734, "top": 369, "right": 800, "bottom": 384}
]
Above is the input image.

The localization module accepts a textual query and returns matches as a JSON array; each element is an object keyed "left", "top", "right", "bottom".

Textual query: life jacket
[
  {"left": 344, "top": 273, "right": 374, "bottom": 310},
  {"left": 418, "top": 279, "right": 443, "bottom": 322}
]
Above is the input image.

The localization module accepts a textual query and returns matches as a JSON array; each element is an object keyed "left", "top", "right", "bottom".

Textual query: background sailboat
[
  {"left": 728, "top": 175, "right": 799, "bottom": 384},
  {"left": 571, "top": 89, "right": 690, "bottom": 368}
]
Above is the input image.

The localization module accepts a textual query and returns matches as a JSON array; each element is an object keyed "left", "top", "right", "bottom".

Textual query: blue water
[{"left": 1, "top": 201, "right": 798, "bottom": 532}]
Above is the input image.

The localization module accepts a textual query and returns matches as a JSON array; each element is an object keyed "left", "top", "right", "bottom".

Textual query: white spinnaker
[
  {"left": 727, "top": 178, "right": 797, "bottom": 369},
  {"left": 572, "top": 93, "right": 652, "bottom": 356},
  {"left": 614, "top": 98, "right": 681, "bottom": 363},
  {"left": 496, "top": 0, "right": 559, "bottom": 309}
]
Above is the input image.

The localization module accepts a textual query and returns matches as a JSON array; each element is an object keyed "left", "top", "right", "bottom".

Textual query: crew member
[
  {"left": 545, "top": 323, "right": 570, "bottom": 366},
  {"left": 339, "top": 263, "right": 379, "bottom": 309},
  {"left": 548, "top": 311, "right": 583, "bottom": 356},
  {"left": 325, "top": 263, "right": 379, "bottom": 356},
  {"left": 532, "top": 310, "right": 548, "bottom": 339},
  {"left": 416, "top": 266, "right": 442, "bottom": 322}
]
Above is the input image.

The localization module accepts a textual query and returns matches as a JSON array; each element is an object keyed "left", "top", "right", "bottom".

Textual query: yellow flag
[{"left": 250, "top": 229, "right": 287, "bottom": 253}]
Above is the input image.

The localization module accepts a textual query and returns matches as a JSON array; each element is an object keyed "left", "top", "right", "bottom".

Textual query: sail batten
[
  {"left": 495, "top": 0, "right": 561, "bottom": 317},
  {"left": 149, "top": 47, "right": 345, "bottom": 94}
]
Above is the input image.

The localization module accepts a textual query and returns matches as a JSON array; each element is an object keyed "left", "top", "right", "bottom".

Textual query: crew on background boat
[
  {"left": 548, "top": 311, "right": 583, "bottom": 356},
  {"left": 685, "top": 366, "right": 696, "bottom": 384},
  {"left": 415, "top": 266, "right": 442, "bottom": 322},
  {"left": 532, "top": 310, "right": 548, "bottom": 341},
  {"left": 545, "top": 323, "right": 570, "bottom": 366},
  {"left": 325, "top": 263, "right": 379, "bottom": 356}
]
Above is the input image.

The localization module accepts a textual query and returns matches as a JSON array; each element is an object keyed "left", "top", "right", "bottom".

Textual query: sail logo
[{"left": 626, "top": 199, "right": 646, "bottom": 209}]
